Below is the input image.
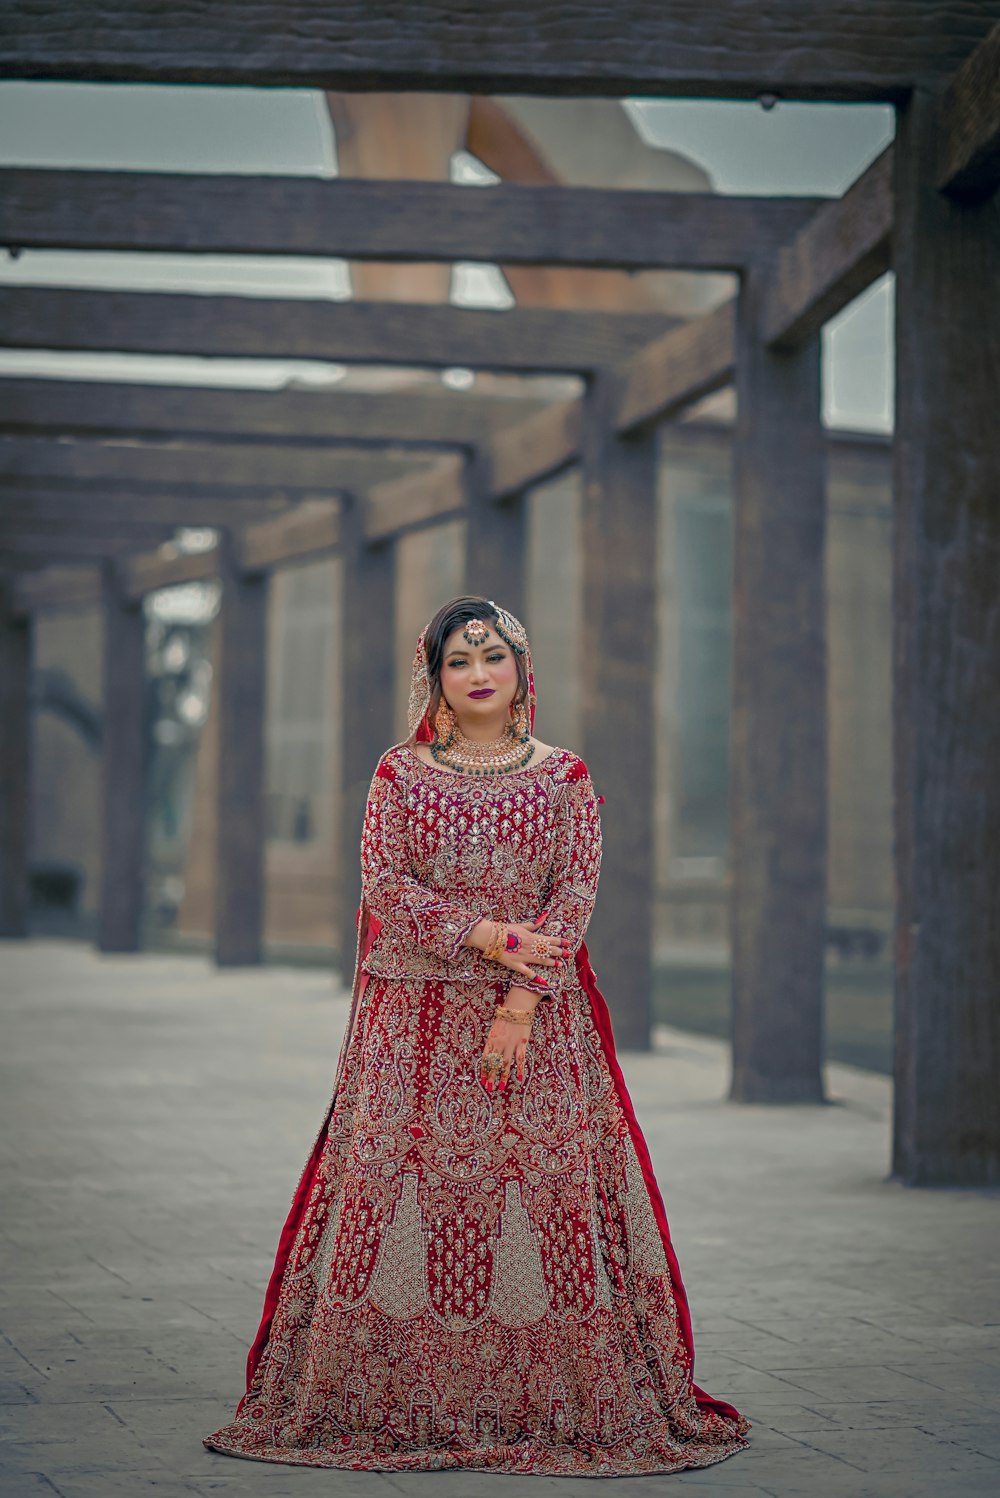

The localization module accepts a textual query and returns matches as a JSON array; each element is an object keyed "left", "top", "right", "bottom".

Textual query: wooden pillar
[
  {"left": 891, "top": 90, "right": 1000, "bottom": 1186},
  {"left": 579, "top": 372, "right": 656, "bottom": 1050},
  {"left": 98, "top": 558, "right": 146, "bottom": 952},
  {"left": 463, "top": 449, "right": 528, "bottom": 621},
  {"left": 215, "top": 533, "right": 268, "bottom": 967},
  {"left": 0, "top": 579, "right": 31, "bottom": 938},
  {"left": 729, "top": 266, "right": 827, "bottom": 1103},
  {"left": 338, "top": 498, "right": 397, "bottom": 985}
]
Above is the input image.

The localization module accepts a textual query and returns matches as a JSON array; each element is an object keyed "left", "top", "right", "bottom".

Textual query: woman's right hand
[{"left": 466, "top": 918, "right": 571, "bottom": 985}]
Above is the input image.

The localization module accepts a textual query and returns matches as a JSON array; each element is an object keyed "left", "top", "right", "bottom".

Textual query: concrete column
[
  {"left": 729, "top": 264, "right": 828, "bottom": 1104},
  {"left": 338, "top": 498, "right": 397, "bottom": 985},
  {"left": 0, "top": 579, "right": 31, "bottom": 938},
  {"left": 215, "top": 533, "right": 269, "bottom": 967},
  {"left": 891, "top": 89, "right": 1000, "bottom": 1185},
  {"left": 579, "top": 370, "right": 657, "bottom": 1050},
  {"left": 98, "top": 559, "right": 146, "bottom": 953}
]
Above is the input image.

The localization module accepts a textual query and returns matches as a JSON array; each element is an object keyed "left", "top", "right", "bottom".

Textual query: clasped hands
[
  {"left": 464, "top": 914, "right": 572, "bottom": 1092},
  {"left": 465, "top": 914, "right": 571, "bottom": 986}
]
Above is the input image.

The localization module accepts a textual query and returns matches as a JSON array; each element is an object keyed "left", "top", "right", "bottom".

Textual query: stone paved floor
[{"left": 1, "top": 939, "right": 999, "bottom": 1498}]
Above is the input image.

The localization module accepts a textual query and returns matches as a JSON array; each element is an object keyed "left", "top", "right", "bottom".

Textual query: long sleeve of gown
[
  {"left": 360, "top": 759, "right": 492, "bottom": 964},
  {"left": 511, "top": 759, "right": 603, "bottom": 1001}
]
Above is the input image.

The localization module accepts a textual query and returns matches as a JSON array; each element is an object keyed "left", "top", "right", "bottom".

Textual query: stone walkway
[{"left": 1, "top": 939, "right": 998, "bottom": 1498}]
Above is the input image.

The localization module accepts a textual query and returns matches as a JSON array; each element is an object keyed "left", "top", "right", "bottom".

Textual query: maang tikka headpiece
[
  {"left": 462, "top": 618, "right": 490, "bottom": 647},
  {"left": 406, "top": 602, "right": 536, "bottom": 742}
]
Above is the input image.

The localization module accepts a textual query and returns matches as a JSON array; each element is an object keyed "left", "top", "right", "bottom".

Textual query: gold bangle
[
  {"left": 482, "top": 919, "right": 508, "bottom": 962},
  {"left": 495, "top": 1005, "right": 534, "bottom": 1026}
]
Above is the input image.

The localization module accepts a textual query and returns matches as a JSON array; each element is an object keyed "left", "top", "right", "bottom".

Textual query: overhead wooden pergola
[{"left": 1, "top": 2, "right": 998, "bottom": 1187}]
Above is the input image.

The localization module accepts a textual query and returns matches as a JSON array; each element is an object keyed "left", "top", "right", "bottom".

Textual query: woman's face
[{"left": 439, "top": 622, "right": 519, "bottom": 727}]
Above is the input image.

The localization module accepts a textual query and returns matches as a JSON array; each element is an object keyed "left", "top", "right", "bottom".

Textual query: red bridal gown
[{"left": 203, "top": 744, "right": 752, "bottom": 1476}]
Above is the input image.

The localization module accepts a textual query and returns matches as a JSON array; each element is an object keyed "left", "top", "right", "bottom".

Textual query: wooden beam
[
  {"left": 0, "top": 557, "right": 56, "bottom": 572},
  {"left": 120, "top": 546, "right": 219, "bottom": 601},
  {"left": 237, "top": 499, "right": 341, "bottom": 574},
  {"left": 763, "top": 146, "right": 895, "bottom": 349},
  {"left": 355, "top": 305, "right": 740, "bottom": 540},
  {"left": 0, "top": 298, "right": 730, "bottom": 521},
  {"left": 0, "top": 168, "right": 824, "bottom": 269},
  {"left": 365, "top": 301, "right": 738, "bottom": 538},
  {"left": 8, "top": 311, "right": 741, "bottom": 559},
  {"left": 728, "top": 266, "right": 827, "bottom": 1105},
  {"left": 214, "top": 531, "right": 268, "bottom": 967},
  {"left": 892, "top": 89, "right": 1000, "bottom": 1186},
  {"left": 0, "top": 390, "right": 582, "bottom": 546},
  {"left": 579, "top": 370, "right": 657, "bottom": 1051},
  {"left": 0, "top": 511, "right": 176, "bottom": 539},
  {"left": 1, "top": 477, "right": 337, "bottom": 511},
  {"left": 611, "top": 299, "right": 737, "bottom": 433},
  {"left": 338, "top": 504, "right": 396, "bottom": 982},
  {"left": 97, "top": 557, "right": 146, "bottom": 952},
  {"left": 488, "top": 397, "right": 582, "bottom": 497},
  {"left": 364, "top": 454, "right": 467, "bottom": 542},
  {"left": 119, "top": 502, "right": 344, "bottom": 598},
  {"left": 23, "top": 424, "right": 884, "bottom": 616},
  {"left": 2, "top": 2, "right": 993, "bottom": 99},
  {"left": 0, "top": 515, "right": 201, "bottom": 540},
  {"left": 0, "top": 488, "right": 289, "bottom": 527},
  {"left": 0, "top": 434, "right": 424, "bottom": 492},
  {"left": 0, "top": 377, "right": 546, "bottom": 445},
  {"left": 0, "top": 576, "right": 31, "bottom": 937},
  {"left": 0, "top": 527, "right": 177, "bottom": 559},
  {"left": 0, "top": 287, "right": 679, "bottom": 372},
  {"left": 937, "top": 19, "right": 1000, "bottom": 200},
  {"left": 0, "top": 303, "right": 745, "bottom": 600},
  {"left": 11, "top": 565, "right": 100, "bottom": 614},
  {"left": 661, "top": 415, "right": 893, "bottom": 466}
]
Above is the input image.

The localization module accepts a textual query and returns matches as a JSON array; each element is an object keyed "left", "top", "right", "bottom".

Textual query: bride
[{"left": 203, "top": 595, "right": 751, "bottom": 1475}]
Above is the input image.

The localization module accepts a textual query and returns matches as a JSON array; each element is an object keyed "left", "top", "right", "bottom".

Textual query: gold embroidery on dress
[
  {"left": 367, "top": 1173, "right": 430, "bottom": 1319},
  {"left": 590, "top": 1187, "right": 615, "bottom": 1310},
  {"left": 624, "top": 1144, "right": 670, "bottom": 1279},
  {"left": 202, "top": 745, "right": 752, "bottom": 1475},
  {"left": 490, "top": 1179, "right": 549, "bottom": 1327}
]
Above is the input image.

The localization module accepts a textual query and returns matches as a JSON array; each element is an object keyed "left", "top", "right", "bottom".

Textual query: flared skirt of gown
[{"left": 202, "top": 941, "right": 751, "bottom": 1476}]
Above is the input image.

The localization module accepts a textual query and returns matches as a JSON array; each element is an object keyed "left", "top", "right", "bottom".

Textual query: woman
[{"left": 203, "top": 596, "right": 751, "bottom": 1476}]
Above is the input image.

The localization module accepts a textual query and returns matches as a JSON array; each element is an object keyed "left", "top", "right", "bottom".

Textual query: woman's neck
[{"left": 451, "top": 711, "right": 511, "bottom": 743}]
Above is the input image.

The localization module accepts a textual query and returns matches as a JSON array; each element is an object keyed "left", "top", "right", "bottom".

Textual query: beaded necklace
[{"left": 430, "top": 722, "right": 537, "bottom": 776}]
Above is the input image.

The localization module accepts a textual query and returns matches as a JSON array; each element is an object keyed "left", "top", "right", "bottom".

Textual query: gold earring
[
  {"left": 510, "top": 699, "right": 530, "bottom": 740},
  {"left": 434, "top": 697, "right": 457, "bottom": 743}
]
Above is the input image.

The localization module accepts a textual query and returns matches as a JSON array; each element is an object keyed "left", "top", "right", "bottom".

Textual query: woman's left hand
[{"left": 480, "top": 990, "right": 539, "bottom": 1091}]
